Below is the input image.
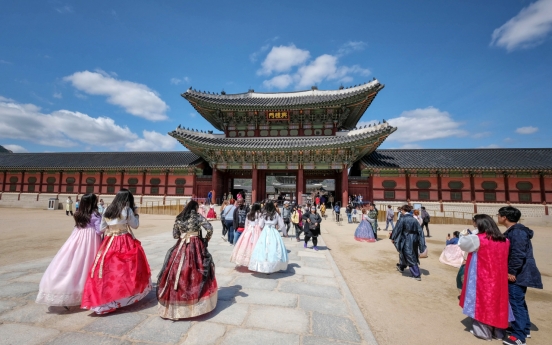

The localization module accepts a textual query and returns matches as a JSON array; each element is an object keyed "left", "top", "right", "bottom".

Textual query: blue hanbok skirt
[
  {"left": 354, "top": 219, "right": 376, "bottom": 242},
  {"left": 248, "top": 225, "right": 288, "bottom": 273}
]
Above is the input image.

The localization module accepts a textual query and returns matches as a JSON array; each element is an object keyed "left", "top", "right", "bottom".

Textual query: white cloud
[
  {"left": 53, "top": 92, "right": 62, "bottom": 99},
  {"left": 3, "top": 144, "right": 28, "bottom": 153},
  {"left": 337, "top": 41, "right": 367, "bottom": 56},
  {"left": 516, "top": 126, "right": 539, "bottom": 134},
  {"left": 385, "top": 107, "right": 468, "bottom": 143},
  {"left": 55, "top": 5, "right": 73, "bottom": 14},
  {"left": 479, "top": 144, "right": 501, "bottom": 149},
  {"left": 472, "top": 131, "right": 492, "bottom": 139},
  {"left": 170, "top": 76, "right": 190, "bottom": 85},
  {"left": 258, "top": 45, "right": 310, "bottom": 76},
  {"left": 263, "top": 74, "right": 294, "bottom": 89},
  {"left": 189, "top": 112, "right": 197, "bottom": 118},
  {"left": 258, "top": 44, "right": 371, "bottom": 89},
  {"left": 0, "top": 97, "right": 137, "bottom": 148},
  {"left": 0, "top": 59, "right": 11, "bottom": 64},
  {"left": 491, "top": 0, "right": 552, "bottom": 51},
  {"left": 398, "top": 143, "right": 423, "bottom": 149},
  {"left": 125, "top": 130, "right": 177, "bottom": 151},
  {"left": 64, "top": 70, "right": 168, "bottom": 121},
  {"left": 74, "top": 91, "right": 87, "bottom": 99}
]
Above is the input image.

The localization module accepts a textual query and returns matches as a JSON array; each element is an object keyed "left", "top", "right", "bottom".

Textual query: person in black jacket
[
  {"left": 390, "top": 204, "right": 426, "bottom": 281},
  {"left": 498, "top": 206, "right": 543, "bottom": 345}
]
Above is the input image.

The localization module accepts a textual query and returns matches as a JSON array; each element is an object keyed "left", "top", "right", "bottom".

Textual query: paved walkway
[{"left": 0, "top": 223, "right": 377, "bottom": 345}]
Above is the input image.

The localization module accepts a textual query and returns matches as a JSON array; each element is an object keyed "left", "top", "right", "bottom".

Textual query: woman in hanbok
[
  {"left": 198, "top": 201, "right": 207, "bottom": 217},
  {"left": 248, "top": 202, "right": 289, "bottom": 273},
  {"left": 459, "top": 214, "right": 511, "bottom": 341},
  {"left": 81, "top": 189, "right": 151, "bottom": 314},
  {"left": 230, "top": 203, "right": 262, "bottom": 266},
  {"left": 157, "top": 200, "right": 217, "bottom": 319},
  {"left": 439, "top": 231, "right": 463, "bottom": 267},
  {"left": 36, "top": 193, "right": 102, "bottom": 308},
  {"left": 206, "top": 204, "right": 217, "bottom": 220},
  {"left": 354, "top": 209, "right": 376, "bottom": 242},
  {"left": 367, "top": 205, "right": 378, "bottom": 240}
]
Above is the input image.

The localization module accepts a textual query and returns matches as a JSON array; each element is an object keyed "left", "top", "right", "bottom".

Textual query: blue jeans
[
  {"left": 225, "top": 220, "right": 234, "bottom": 244},
  {"left": 385, "top": 218, "right": 394, "bottom": 230},
  {"left": 509, "top": 283, "right": 530, "bottom": 341},
  {"left": 234, "top": 229, "right": 243, "bottom": 244},
  {"left": 347, "top": 214, "right": 352, "bottom": 223}
]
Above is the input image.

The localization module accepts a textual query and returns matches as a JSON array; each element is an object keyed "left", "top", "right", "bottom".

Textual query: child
[{"left": 352, "top": 207, "right": 358, "bottom": 223}]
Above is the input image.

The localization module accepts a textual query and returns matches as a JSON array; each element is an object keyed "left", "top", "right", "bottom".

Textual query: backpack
[
  {"left": 291, "top": 211, "right": 299, "bottom": 224},
  {"left": 334, "top": 205, "right": 340, "bottom": 213},
  {"left": 237, "top": 207, "right": 247, "bottom": 228}
]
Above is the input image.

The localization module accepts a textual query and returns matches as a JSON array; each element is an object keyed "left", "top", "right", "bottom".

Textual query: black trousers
[
  {"left": 422, "top": 222, "right": 430, "bottom": 236},
  {"left": 305, "top": 235, "right": 318, "bottom": 246},
  {"left": 295, "top": 223, "right": 303, "bottom": 239},
  {"left": 66, "top": 211, "right": 73, "bottom": 216}
]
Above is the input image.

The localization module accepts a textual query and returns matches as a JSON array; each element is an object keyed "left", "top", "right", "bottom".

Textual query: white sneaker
[{"left": 221, "top": 235, "right": 227, "bottom": 242}]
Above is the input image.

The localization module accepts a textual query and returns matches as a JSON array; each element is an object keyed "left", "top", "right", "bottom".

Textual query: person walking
[
  {"left": 304, "top": 206, "right": 322, "bottom": 251},
  {"left": 346, "top": 204, "right": 353, "bottom": 223},
  {"left": 498, "top": 206, "right": 543, "bottom": 345},
  {"left": 157, "top": 200, "right": 217, "bottom": 319},
  {"left": 65, "top": 196, "right": 74, "bottom": 216},
  {"left": 230, "top": 203, "right": 262, "bottom": 266},
  {"left": 219, "top": 200, "right": 229, "bottom": 240},
  {"left": 390, "top": 205, "right": 426, "bottom": 281},
  {"left": 248, "top": 202, "right": 288, "bottom": 273},
  {"left": 232, "top": 199, "right": 249, "bottom": 244},
  {"left": 222, "top": 199, "right": 236, "bottom": 244},
  {"left": 459, "top": 214, "right": 510, "bottom": 341},
  {"left": 367, "top": 205, "right": 378, "bottom": 239},
  {"left": 36, "top": 193, "right": 102, "bottom": 309},
  {"left": 281, "top": 201, "right": 292, "bottom": 237},
  {"left": 385, "top": 205, "right": 395, "bottom": 231},
  {"left": 334, "top": 202, "right": 341, "bottom": 223},
  {"left": 421, "top": 206, "right": 431, "bottom": 237},
  {"left": 354, "top": 209, "right": 376, "bottom": 242},
  {"left": 81, "top": 189, "right": 151, "bottom": 314},
  {"left": 98, "top": 199, "right": 105, "bottom": 214},
  {"left": 207, "top": 190, "right": 212, "bottom": 205}
]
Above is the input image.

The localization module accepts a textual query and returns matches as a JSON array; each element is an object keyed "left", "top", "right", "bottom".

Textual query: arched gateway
[{"left": 170, "top": 80, "right": 395, "bottom": 204}]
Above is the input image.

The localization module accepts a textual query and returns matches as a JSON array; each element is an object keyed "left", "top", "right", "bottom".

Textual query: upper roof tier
[{"left": 182, "top": 80, "right": 384, "bottom": 130}]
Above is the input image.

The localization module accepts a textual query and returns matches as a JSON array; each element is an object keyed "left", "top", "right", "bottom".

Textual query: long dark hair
[
  {"left": 473, "top": 214, "right": 506, "bottom": 242},
  {"left": 177, "top": 200, "right": 198, "bottom": 221},
  {"left": 74, "top": 193, "right": 99, "bottom": 228},
  {"left": 248, "top": 202, "right": 261, "bottom": 221},
  {"left": 263, "top": 201, "right": 277, "bottom": 220},
  {"left": 103, "top": 188, "right": 136, "bottom": 219}
]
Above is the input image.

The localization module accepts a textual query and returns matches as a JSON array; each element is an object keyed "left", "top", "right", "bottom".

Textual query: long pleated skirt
[
  {"left": 36, "top": 227, "right": 102, "bottom": 306},
  {"left": 230, "top": 224, "right": 261, "bottom": 266},
  {"left": 157, "top": 237, "right": 218, "bottom": 320},
  {"left": 248, "top": 225, "right": 288, "bottom": 273},
  {"left": 81, "top": 233, "right": 152, "bottom": 314},
  {"left": 354, "top": 219, "right": 376, "bottom": 242}
]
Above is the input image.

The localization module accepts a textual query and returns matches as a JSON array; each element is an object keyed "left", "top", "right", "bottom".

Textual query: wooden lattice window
[
  {"left": 451, "top": 192, "right": 462, "bottom": 201},
  {"left": 9, "top": 176, "right": 18, "bottom": 192},
  {"left": 382, "top": 180, "right": 397, "bottom": 188},
  {"left": 106, "top": 177, "right": 117, "bottom": 194},
  {"left": 46, "top": 177, "right": 56, "bottom": 192},
  {"left": 518, "top": 192, "right": 532, "bottom": 202},
  {"left": 384, "top": 191, "right": 395, "bottom": 199},
  {"left": 86, "top": 177, "right": 95, "bottom": 193},
  {"left": 482, "top": 181, "right": 497, "bottom": 190},
  {"left": 416, "top": 180, "right": 431, "bottom": 189},
  {"left": 448, "top": 181, "right": 464, "bottom": 189},
  {"left": 27, "top": 177, "right": 37, "bottom": 192},
  {"left": 484, "top": 192, "right": 496, "bottom": 201},
  {"left": 65, "top": 177, "right": 75, "bottom": 193},
  {"left": 128, "top": 178, "right": 139, "bottom": 185},
  {"left": 516, "top": 182, "right": 533, "bottom": 191},
  {"left": 418, "top": 191, "right": 430, "bottom": 200},
  {"left": 128, "top": 187, "right": 137, "bottom": 194}
]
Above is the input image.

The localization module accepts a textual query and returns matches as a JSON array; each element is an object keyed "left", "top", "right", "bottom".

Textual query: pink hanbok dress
[
  {"left": 36, "top": 213, "right": 102, "bottom": 306},
  {"left": 230, "top": 213, "right": 261, "bottom": 266}
]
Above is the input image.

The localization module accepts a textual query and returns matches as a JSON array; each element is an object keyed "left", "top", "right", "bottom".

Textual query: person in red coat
[{"left": 459, "top": 214, "right": 511, "bottom": 341}]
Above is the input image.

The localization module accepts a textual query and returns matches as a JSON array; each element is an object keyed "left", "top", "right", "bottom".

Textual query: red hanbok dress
[
  {"left": 157, "top": 211, "right": 217, "bottom": 319},
  {"left": 81, "top": 207, "right": 152, "bottom": 314},
  {"left": 206, "top": 205, "right": 217, "bottom": 220}
]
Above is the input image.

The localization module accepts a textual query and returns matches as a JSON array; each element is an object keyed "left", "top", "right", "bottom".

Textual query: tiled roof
[
  {"left": 170, "top": 123, "right": 396, "bottom": 151},
  {"left": 361, "top": 149, "right": 552, "bottom": 171},
  {"left": 0, "top": 145, "right": 12, "bottom": 153},
  {"left": 0, "top": 151, "right": 203, "bottom": 170},
  {"left": 183, "top": 80, "right": 383, "bottom": 108}
]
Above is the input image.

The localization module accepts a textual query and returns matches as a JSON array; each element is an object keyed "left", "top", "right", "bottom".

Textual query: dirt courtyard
[{"left": 0, "top": 208, "right": 550, "bottom": 344}]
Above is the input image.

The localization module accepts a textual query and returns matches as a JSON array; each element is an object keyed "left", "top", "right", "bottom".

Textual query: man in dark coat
[
  {"left": 498, "top": 206, "right": 543, "bottom": 345},
  {"left": 390, "top": 204, "right": 426, "bottom": 281}
]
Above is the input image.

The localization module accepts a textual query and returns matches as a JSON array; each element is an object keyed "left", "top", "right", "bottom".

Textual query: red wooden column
[
  {"left": 164, "top": 170, "right": 169, "bottom": 197},
  {"left": 1, "top": 171, "right": 6, "bottom": 192},
  {"left": 297, "top": 168, "right": 304, "bottom": 205},
  {"left": 39, "top": 171, "right": 44, "bottom": 193},
  {"left": 251, "top": 167, "right": 258, "bottom": 203},
  {"left": 341, "top": 166, "right": 348, "bottom": 206},
  {"left": 20, "top": 171, "right": 26, "bottom": 192},
  {"left": 540, "top": 173, "right": 548, "bottom": 215},
  {"left": 504, "top": 172, "right": 510, "bottom": 202},
  {"left": 437, "top": 171, "right": 442, "bottom": 201},
  {"left": 405, "top": 170, "right": 411, "bottom": 201},
  {"left": 77, "top": 171, "right": 83, "bottom": 195},
  {"left": 368, "top": 174, "right": 374, "bottom": 202},
  {"left": 469, "top": 172, "right": 476, "bottom": 202},
  {"left": 141, "top": 170, "right": 147, "bottom": 195},
  {"left": 99, "top": 171, "right": 104, "bottom": 194},
  {"left": 58, "top": 171, "right": 64, "bottom": 193},
  {"left": 120, "top": 170, "right": 125, "bottom": 190},
  {"left": 212, "top": 167, "right": 218, "bottom": 203}
]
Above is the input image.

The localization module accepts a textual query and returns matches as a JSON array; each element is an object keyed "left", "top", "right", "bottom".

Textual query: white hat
[{"left": 284, "top": 201, "right": 290, "bottom": 205}]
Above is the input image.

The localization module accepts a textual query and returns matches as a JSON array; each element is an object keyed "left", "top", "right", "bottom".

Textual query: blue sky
[{"left": 1, "top": 0, "right": 551, "bottom": 153}]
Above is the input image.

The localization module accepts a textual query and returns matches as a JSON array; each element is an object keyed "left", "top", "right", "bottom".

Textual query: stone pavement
[{"left": 0, "top": 222, "right": 377, "bottom": 345}]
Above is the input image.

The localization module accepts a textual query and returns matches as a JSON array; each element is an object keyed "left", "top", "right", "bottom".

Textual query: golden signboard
[{"left": 267, "top": 111, "right": 288, "bottom": 121}]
